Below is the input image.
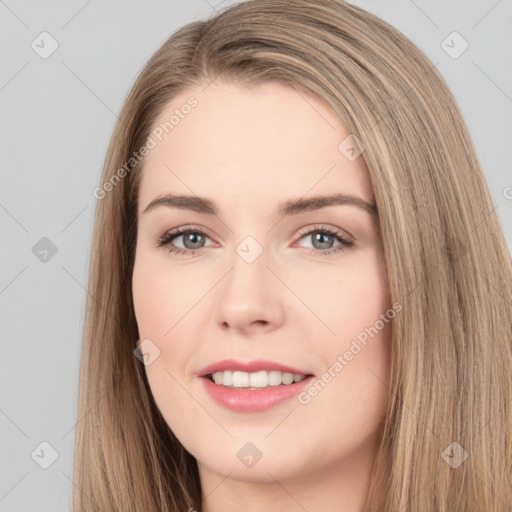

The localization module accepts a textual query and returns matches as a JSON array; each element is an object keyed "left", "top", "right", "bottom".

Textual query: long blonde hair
[{"left": 73, "top": 1, "right": 512, "bottom": 510}]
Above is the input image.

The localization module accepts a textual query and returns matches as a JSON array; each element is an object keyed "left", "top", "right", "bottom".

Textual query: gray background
[{"left": 1, "top": 0, "right": 511, "bottom": 510}]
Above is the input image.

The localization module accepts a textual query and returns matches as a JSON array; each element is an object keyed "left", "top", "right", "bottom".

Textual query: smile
[{"left": 208, "top": 370, "right": 308, "bottom": 388}]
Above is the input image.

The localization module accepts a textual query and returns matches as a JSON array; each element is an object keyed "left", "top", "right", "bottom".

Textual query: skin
[{"left": 132, "top": 80, "right": 392, "bottom": 512}]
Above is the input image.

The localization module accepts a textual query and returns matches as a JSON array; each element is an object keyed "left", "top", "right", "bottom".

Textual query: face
[{"left": 132, "top": 81, "right": 392, "bottom": 490}]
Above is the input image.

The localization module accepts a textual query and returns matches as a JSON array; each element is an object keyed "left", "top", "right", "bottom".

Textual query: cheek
[
  {"left": 132, "top": 253, "right": 201, "bottom": 385},
  {"left": 132, "top": 257, "right": 202, "bottom": 424},
  {"left": 132, "top": 267, "right": 164, "bottom": 338},
  {"left": 131, "top": 252, "right": 193, "bottom": 339},
  {"left": 300, "top": 250, "right": 392, "bottom": 422},
  {"left": 301, "top": 250, "right": 390, "bottom": 344}
]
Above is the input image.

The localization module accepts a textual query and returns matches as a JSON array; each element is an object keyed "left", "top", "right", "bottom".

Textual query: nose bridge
[
  {"left": 227, "top": 232, "right": 270, "bottom": 296},
  {"left": 213, "top": 231, "right": 284, "bottom": 332}
]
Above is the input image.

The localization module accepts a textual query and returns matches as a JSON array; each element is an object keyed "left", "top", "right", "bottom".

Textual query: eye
[
  {"left": 156, "top": 224, "right": 354, "bottom": 257},
  {"left": 156, "top": 226, "right": 215, "bottom": 256},
  {"left": 295, "top": 224, "right": 354, "bottom": 256}
]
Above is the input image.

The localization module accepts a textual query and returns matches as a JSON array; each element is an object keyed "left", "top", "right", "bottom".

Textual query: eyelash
[{"left": 156, "top": 224, "right": 354, "bottom": 257}]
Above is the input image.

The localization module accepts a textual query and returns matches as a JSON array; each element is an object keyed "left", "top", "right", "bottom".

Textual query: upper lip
[{"left": 198, "top": 359, "right": 314, "bottom": 377}]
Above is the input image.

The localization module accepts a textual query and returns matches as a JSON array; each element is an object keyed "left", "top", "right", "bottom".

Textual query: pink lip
[
  {"left": 197, "top": 359, "right": 315, "bottom": 413},
  {"left": 198, "top": 358, "right": 313, "bottom": 377},
  {"left": 199, "top": 374, "right": 315, "bottom": 412}
]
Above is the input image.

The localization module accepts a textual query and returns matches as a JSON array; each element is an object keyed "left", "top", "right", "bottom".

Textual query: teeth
[
  {"left": 232, "top": 371, "right": 249, "bottom": 387},
  {"left": 210, "top": 370, "right": 308, "bottom": 388}
]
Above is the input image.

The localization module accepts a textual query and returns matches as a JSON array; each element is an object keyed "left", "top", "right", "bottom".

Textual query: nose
[{"left": 213, "top": 244, "right": 285, "bottom": 335}]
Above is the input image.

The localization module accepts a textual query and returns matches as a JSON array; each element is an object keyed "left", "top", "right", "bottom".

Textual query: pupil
[
  {"left": 313, "top": 232, "right": 333, "bottom": 250},
  {"left": 184, "top": 233, "right": 203, "bottom": 249}
]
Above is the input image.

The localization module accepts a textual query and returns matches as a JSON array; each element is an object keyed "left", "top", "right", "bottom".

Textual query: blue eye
[
  {"left": 296, "top": 225, "right": 353, "bottom": 255},
  {"left": 156, "top": 227, "right": 212, "bottom": 256},
  {"left": 156, "top": 224, "right": 353, "bottom": 257}
]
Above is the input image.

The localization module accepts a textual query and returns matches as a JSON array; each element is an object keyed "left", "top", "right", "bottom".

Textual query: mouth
[
  {"left": 204, "top": 369, "right": 314, "bottom": 390},
  {"left": 197, "top": 359, "right": 315, "bottom": 411},
  {"left": 200, "top": 371, "right": 315, "bottom": 412}
]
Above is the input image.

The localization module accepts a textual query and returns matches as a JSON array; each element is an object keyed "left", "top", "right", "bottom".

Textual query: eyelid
[
  {"left": 160, "top": 224, "right": 218, "bottom": 242},
  {"left": 296, "top": 223, "right": 353, "bottom": 243},
  {"left": 158, "top": 223, "right": 350, "bottom": 241}
]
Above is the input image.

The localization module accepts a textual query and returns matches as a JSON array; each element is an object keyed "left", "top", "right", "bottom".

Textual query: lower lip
[{"left": 199, "top": 375, "right": 315, "bottom": 412}]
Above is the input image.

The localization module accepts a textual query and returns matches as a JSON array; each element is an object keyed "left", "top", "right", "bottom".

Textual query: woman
[{"left": 75, "top": 0, "right": 512, "bottom": 510}]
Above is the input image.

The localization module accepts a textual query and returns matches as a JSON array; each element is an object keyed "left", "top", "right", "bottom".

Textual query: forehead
[{"left": 138, "top": 81, "right": 373, "bottom": 215}]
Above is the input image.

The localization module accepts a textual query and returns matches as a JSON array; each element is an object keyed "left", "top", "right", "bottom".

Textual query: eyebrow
[{"left": 142, "top": 192, "right": 377, "bottom": 217}]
